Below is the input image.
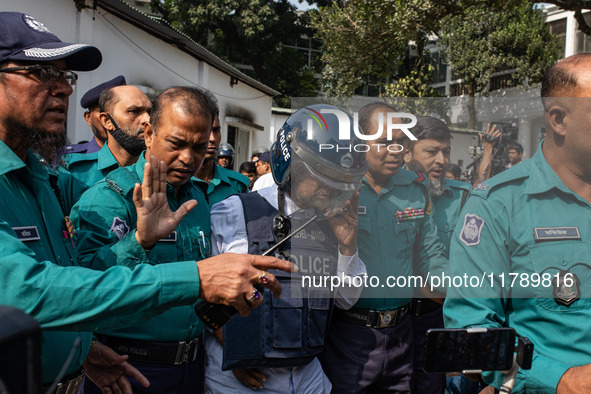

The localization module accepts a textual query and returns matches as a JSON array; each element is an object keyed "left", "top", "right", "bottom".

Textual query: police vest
[{"left": 222, "top": 192, "right": 339, "bottom": 370}]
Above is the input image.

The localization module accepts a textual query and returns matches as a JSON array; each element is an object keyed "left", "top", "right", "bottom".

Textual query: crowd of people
[{"left": 1, "top": 10, "right": 591, "bottom": 394}]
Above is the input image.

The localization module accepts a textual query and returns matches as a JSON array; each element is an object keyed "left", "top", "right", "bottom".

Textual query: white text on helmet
[{"left": 280, "top": 130, "right": 291, "bottom": 161}]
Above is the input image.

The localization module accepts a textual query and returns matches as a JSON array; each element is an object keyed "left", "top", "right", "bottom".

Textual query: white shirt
[
  {"left": 204, "top": 184, "right": 366, "bottom": 393},
  {"left": 252, "top": 172, "right": 275, "bottom": 191}
]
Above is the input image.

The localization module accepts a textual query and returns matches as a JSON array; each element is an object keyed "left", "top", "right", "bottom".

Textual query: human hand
[
  {"left": 232, "top": 368, "right": 267, "bottom": 390},
  {"left": 326, "top": 191, "right": 360, "bottom": 256},
  {"left": 133, "top": 155, "right": 197, "bottom": 248},
  {"left": 197, "top": 253, "right": 297, "bottom": 316},
  {"left": 557, "top": 364, "right": 591, "bottom": 393},
  {"left": 83, "top": 341, "right": 149, "bottom": 394},
  {"left": 480, "top": 124, "right": 502, "bottom": 149}
]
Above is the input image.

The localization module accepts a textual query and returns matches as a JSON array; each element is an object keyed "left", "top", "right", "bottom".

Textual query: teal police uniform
[
  {"left": 58, "top": 142, "right": 119, "bottom": 211},
  {"left": 410, "top": 178, "right": 472, "bottom": 394},
  {"left": 355, "top": 169, "right": 448, "bottom": 310},
  {"left": 444, "top": 144, "right": 591, "bottom": 392},
  {"left": 0, "top": 140, "right": 201, "bottom": 384},
  {"left": 70, "top": 153, "right": 211, "bottom": 342},
  {"left": 433, "top": 179, "right": 472, "bottom": 254},
  {"left": 200, "top": 163, "right": 249, "bottom": 206},
  {"left": 320, "top": 169, "right": 448, "bottom": 393}
]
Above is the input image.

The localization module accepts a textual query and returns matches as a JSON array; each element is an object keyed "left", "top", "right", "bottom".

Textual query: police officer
[
  {"left": 0, "top": 12, "right": 291, "bottom": 391},
  {"left": 217, "top": 142, "right": 234, "bottom": 169},
  {"left": 195, "top": 112, "right": 249, "bottom": 206},
  {"left": 404, "top": 116, "right": 473, "bottom": 393},
  {"left": 71, "top": 87, "right": 219, "bottom": 392},
  {"left": 319, "top": 103, "right": 448, "bottom": 393},
  {"left": 66, "top": 75, "right": 126, "bottom": 154},
  {"left": 443, "top": 54, "right": 591, "bottom": 392},
  {"left": 59, "top": 84, "right": 152, "bottom": 210},
  {"left": 204, "top": 104, "right": 368, "bottom": 393}
]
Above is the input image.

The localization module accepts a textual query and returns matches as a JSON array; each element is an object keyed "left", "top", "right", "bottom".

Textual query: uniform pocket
[{"left": 529, "top": 242, "right": 591, "bottom": 312}]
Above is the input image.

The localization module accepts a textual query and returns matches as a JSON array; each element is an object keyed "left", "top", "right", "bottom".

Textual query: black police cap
[{"left": 80, "top": 75, "right": 126, "bottom": 109}]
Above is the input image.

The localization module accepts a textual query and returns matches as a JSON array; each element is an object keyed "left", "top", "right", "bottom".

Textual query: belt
[
  {"left": 333, "top": 304, "right": 410, "bottom": 329},
  {"left": 97, "top": 334, "right": 202, "bottom": 365},
  {"left": 410, "top": 298, "right": 442, "bottom": 317},
  {"left": 41, "top": 369, "right": 85, "bottom": 394}
]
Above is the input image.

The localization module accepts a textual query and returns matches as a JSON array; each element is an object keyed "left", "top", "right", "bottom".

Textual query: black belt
[
  {"left": 97, "top": 334, "right": 202, "bottom": 365},
  {"left": 333, "top": 304, "right": 410, "bottom": 329},
  {"left": 410, "top": 298, "right": 442, "bottom": 317}
]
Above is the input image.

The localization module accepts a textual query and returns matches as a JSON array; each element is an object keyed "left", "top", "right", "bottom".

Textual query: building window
[
  {"left": 450, "top": 82, "right": 468, "bottom": 97},
  {"left": 575, "top": 13, "right": 591, "bottom": 54},
  {"left": 549, "top": 18, "right": 567, "bottom": 54}
]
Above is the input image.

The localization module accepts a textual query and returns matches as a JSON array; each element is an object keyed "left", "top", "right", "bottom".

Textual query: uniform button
[
  {"left": 186, "top": 250, "right": 190, "bottom": 256},
  {"left": 444, "top": 225, "right": 449, "bottom": 230},
  {"left": 561, "top": 259, "right": 567, "bottom": 266}
]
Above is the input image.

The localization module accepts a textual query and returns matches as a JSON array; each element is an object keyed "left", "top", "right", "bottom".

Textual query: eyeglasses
[{"left": 0, "top": 64, "right": 78, "bottom": 87}]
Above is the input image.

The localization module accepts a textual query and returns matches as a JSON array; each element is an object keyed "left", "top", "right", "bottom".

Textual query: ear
[
  {"left": 144, "top": 122, "right": 155, "bottom": 149},
  {"left": 404, "top": 149, "right": 412, "bottom": 164},
  {"left": 83, "top": 111, "right": 92, "bottom": 127},
  {"left": 546, "top": 105, "right": 568, "bottom": 137},
  {"left": 98, "top": 112, "right": 114, "bottom": 132}
]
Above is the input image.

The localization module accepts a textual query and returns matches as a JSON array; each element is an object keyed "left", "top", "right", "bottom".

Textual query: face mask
[{"left": 106, "top": 113, "right": 146, "bottom": 157}]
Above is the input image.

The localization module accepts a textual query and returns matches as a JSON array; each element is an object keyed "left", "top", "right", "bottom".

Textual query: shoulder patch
[
  {"left": 109, "top": 217, "right": 130, "bottom": 240},
  {"left": 459, "top": 213, "right": 485, "bottom": 246}
]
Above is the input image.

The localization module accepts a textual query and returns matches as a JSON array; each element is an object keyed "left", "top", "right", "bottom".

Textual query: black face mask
[{"left": 106, "top": 113, "right": 146, "bottom": 157}]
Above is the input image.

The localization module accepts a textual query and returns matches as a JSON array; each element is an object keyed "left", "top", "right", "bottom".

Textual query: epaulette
[
  {"left": 409, "top": 171, "right": 432, "bottom": 214},
  {"left": 105, "top": 167, "right": 141, "bottom": 197},
  {"left": 471, "top": 163, "right": 530, "bottom": 198},
  {"left": 63, "top": 151, "right": 99, "bottom": 169},
  {"left": 224, "top": 169, "right": 250, "bottom": 189},
  {"left": 446, "top": 179, "right": 472, "bottom": 192}
]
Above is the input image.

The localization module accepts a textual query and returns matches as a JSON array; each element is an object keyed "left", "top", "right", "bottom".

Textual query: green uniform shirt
[
  {"left": 443, "top": 144, "right": 591, "bottom": 392},
  {"left": 354, "top": 169, "right": 448, "bottom": 310},
  {"left": 58, "top": 143, "right": 119, "bottom": 211},
  {"left": 433, "top": 179, "right": 472, "bottom": 254},
  {"left": 71, "top": 154, "right": 211, "bottom": 341},
  {"left": 199, "top": 164, "right": 249, "bottom": 207},
  {"left": 0, "top": 140, "right": 200, "bottom": 383}
]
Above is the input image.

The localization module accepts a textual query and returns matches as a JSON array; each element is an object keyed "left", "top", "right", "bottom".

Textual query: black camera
[{"left": 482, "top": 121, "right": 518, "bottom": 143}]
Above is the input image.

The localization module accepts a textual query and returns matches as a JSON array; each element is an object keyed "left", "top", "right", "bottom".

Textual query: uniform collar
[
  {"left": 210, "top": 163, "right": 231, "bottom": 187},
  {"left": 0, "top": 139, "right": 48, "bottom": 180},
  {"left": 98, "top": 141, "right": 120, "bottom": 171},
  {"left": 524, "top": 141, "right": 575, "bottom": 197}
]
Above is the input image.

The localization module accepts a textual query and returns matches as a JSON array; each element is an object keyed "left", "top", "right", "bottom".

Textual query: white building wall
[{"left": 2, "top": 0, "right": 273, "bottom": 153}]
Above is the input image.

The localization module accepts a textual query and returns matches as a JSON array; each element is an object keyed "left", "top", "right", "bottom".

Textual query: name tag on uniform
[
  {"left": 533, "top": 227, "right": 581, "bottom": 242},
  {"left": 13, "top": 226, "right": 40, "bottom": 241},
  {"left": 159, "top": 231, "right": 177, "bottom": 242},
  {"left": 358, "top": 206, "right": 367, "bottom": 215}
]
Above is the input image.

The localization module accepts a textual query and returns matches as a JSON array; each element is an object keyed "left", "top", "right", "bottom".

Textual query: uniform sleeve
[
  {"left": 413, "top": 200, "right": 448, "bottom": 293},
  {"left": 0, "top": 220, "right": 200, "bottom": 331},
  {"left": 70, "top": 183, "right": 148, "bottom": 270}
]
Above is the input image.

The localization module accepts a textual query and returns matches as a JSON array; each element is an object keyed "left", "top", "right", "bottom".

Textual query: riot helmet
[
  {"left": 217, "top": 142, "right": 234, "bottom": 169},
  {"left": 270, "top": 104, "right": 369, "bottom": 212}
]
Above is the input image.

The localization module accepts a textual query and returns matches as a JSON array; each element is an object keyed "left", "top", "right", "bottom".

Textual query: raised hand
[
  {"left": 133, "top": 155, "right": 197, "bottom": 248},
  {"left": 326, "top": 190, "right": 360, "bottom": 256}
]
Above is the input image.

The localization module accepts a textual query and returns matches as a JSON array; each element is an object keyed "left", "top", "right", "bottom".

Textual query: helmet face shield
[{"left": 271, "top": 104, "right": 369, "bottom": 212}]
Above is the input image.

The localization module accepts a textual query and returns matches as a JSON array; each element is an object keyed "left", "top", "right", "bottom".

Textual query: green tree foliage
[
  {"left": 440, "top": 1, "right": 561, "bottom": 127},
  {"left": 154, "top": 0, "right": 318, "bottom": 106}
]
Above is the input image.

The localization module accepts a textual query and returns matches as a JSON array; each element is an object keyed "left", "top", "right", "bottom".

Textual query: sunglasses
[{"left": 0, "top": 64, "right": 78, "bottom": 87}]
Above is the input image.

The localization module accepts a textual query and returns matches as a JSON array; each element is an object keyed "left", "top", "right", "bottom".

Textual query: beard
[
  {"left": 8, "top": 118, "right": 67, "bottom": 166},
  {"left": 109, "top": 125, "right": 146, "bottom": 157},
  {"left": 406, "top": 159, "right": 446, "bottom": 198}
]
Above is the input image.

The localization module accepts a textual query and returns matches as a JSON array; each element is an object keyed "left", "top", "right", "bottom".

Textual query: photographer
[{"left": 471, "top": 124, "right": 502, "bottom": 187}]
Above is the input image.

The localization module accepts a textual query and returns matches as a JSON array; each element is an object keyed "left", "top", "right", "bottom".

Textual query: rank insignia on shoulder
[
  {"left": 553, "top": 270, "right": 580, "bottom": 306},
  {"left": 474, "top": 183, "right": 489, "bottom": 191},
  {"left": 110, "top": 217, "right": 130, "bottom": 240},
  {"left": 396, "top": 207, "right": 424, "bottom": 223},
  {"left": 106, "top": 179, "right": 123, "bottom": 195},
  {"left": 459, "top": 213, "right": 484, "bottom": 246},
  {"left": 415, "top": 172, "right": 425, "bottom": 182}
]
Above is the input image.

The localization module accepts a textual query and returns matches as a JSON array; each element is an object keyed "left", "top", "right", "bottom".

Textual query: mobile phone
[
  {"left": 424, "top": 327, "right": 516, "bottom": 373},
  {"left": 516, "top": 336, "right": 533, "bottom": 370}
]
